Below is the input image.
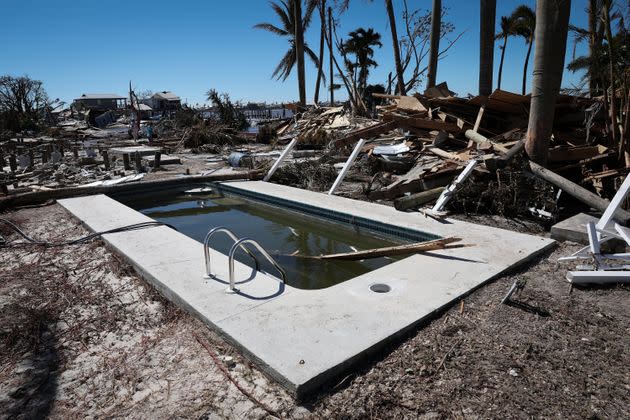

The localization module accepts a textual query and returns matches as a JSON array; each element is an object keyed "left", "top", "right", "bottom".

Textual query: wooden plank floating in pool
[{"left": 294, "top": 237, "right": 466, "bottom": 261}]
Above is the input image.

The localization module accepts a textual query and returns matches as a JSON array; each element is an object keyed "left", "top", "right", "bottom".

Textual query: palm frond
[
  {"left": 253, "top": 23, "right": 289, "bottom": 36},
  {"left": 272, "top": 48, "right": 297, "bottom": 81},
  {"left": 271, "top": 0, "right": 293, "bottom": 32},
  {"left": 303, "top": 0, "right": 318, "bottom": 29}
]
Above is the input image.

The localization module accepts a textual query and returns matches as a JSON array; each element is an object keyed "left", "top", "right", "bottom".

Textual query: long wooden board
[{"left": 294, "top": 237, "right": 465, "bottom": 261}]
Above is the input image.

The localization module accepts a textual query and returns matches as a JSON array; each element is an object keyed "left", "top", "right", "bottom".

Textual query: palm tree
[
  {"left": 510, "top": 4, "right": 536, "bottom": 95},
  {"left": 479, "top": 0, "right": 497, "bottom": 96},
  {"left": 495, "top": 16, "right": 516, "bottom": 90},
  {"left": 342, "top": 28, "right": 383, "bottom": 95},
  {"left": 426, "top": 0, "right": 442, "bottom": 89},
  {"left": 254, "top": 0, "right": 319, "bottom": 105},
  {"left": 525, "top": 0, "right": 571, "bottom": 165}
]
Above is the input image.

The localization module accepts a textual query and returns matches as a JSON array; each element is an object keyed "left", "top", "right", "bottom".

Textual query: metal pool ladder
[{"left": 203, "top": 227, "right": 287, "bottom": 294}]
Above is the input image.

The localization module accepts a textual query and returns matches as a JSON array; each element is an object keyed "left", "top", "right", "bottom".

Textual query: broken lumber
[
  {"left": 529, "top": 161, "right": 630, "bottom": 224},
  {"left": 333, "top": 121, "right": 398, "bottom": 148},
  {"left": 383, "top": 113, "right": 461, "bottom": 133},
  {"left": 484, "top": 139, "right": 525, "bottom": 171},
  {"left": 394, "top": 186, "right": 445, "bottom": 210},
  {"left": 305, "top": 237, "right": 464, "bottom": 261},
  {"left": 464, "top": 130, "right": 510, "bottom": 154}
]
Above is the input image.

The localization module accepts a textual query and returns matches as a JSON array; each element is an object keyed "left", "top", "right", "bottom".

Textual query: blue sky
[{"left": 0, "top": 0, "right": 591, "bottom": 106}]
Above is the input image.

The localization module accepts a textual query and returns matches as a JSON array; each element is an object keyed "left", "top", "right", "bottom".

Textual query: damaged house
[
  {"left": 147, "top": 91, "right": 181, "bottom": 112},
  {"left": 72, "top": 93, "right": 127, "bottom": 112}
]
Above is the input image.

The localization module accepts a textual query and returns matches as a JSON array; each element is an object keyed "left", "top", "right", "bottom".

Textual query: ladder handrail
[
  {"left": 228, "top": 237, "right": 287, "bottom": 293},
  {"left": 203, "top": 227, "right": 259, "bottom": 278}
]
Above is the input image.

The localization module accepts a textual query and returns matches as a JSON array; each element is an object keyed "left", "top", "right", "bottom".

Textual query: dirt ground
[{"left": 0, "top": 204, "right": 628, "bottom": 419}]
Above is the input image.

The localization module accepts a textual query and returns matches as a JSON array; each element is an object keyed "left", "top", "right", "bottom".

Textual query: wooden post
[
  {"left": 28, "top": 149, "right": 34, "bottom": 168},
  {"left": 123, "top": 153, "right": 131, "bottom": 170},
  {"left": 102, "top": 150, "right": 110, "bottom": 170},
  {"left": 134, "top": 152, "right": 142, "bottom": 173},
  {"left": 9, "top": 154, "right": 17, "bottom": 172},
  {"left": 153, "top": 151, "right": 161, "bottom": 168},
  {"left": 394, "top": 187, "right": 446, "bottom": 211},
  {"left": 42, "top": 148, "right": 48, "bottom": 163},
  {"left": 73, "top": 146, "right": 79, "bottom": 158}
]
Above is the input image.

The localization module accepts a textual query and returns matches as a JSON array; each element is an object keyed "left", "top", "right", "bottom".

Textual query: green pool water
[{"left": 119, "top": 189, "right": 404, "bottom": 290}]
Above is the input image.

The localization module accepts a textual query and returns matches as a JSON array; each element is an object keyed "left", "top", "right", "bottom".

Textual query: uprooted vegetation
[
  {"left": 273, "top": 159, "right": 338, "bottom": 191},
  {"left": 447, "top": 155, "right": 559, "bottom": 223}
]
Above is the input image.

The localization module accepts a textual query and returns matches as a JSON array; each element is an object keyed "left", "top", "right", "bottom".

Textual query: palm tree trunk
[
  {"left": 314, "top": 0, "right": 326, "bottom": 105},
  {"left": 479, "top": 0, "right": 496, "bottom": 96},
  {"left": 602, "top": 0, "right": 620, "bottom": 162},
  {"left": 525, "top": 0, "right": 571, "bottom": 165},
  {"left": 426, "top": 0, "right": 441, "bottom": 89},
  {"left": 328, "top": 6, "right": 334, "bottom": 105},
  {"left": 385, "top": 0, "right": 406, "bottom": 95},
  {"left": 294, "top": 0, "right": 306, "bottom": 106},
  {"left": 587, "top": 0, "right": 597, "bottom": 97},
  {"left": 497, "top": 35, "right": 508, "bottom": 90},
  {"left": 522, "top": 38, "right": 533, "bottom": 95}
]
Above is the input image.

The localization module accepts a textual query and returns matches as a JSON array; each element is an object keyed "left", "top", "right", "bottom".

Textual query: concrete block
[{"left": 551, "top": 212, "right": 599, "bottom": 244}]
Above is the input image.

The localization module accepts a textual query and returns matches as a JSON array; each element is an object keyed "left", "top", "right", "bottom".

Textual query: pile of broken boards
[
  {"left": 274, "top": 106, "right": 376, "bottom": 146},
  {"left": 327, "top": 86, "right": 624, "bottom": 222}
]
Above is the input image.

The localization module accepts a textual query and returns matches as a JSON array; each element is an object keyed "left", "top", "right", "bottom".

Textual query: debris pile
[{"left": 263, "top": 86, "right": 623, "bottom": 226}]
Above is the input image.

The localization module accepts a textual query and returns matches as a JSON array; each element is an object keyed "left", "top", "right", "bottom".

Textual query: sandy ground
[{"left": 0, "top": 203, "right": 628, "bottom": 418}]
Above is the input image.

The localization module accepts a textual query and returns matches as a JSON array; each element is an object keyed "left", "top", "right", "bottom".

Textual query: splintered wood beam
[{"left": 296, "top": 237, "right": 465, "bottom": 261}]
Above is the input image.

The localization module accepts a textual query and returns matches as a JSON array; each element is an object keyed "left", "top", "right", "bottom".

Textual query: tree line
[{"left": 255, "top": 0, "right": 628, "bottom": 166}]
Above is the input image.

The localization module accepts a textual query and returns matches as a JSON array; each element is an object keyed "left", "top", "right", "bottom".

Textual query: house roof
[
  {"left": 152, "top": 91, "right": 180, "bottom": 101},
  {"left": 136, "top": 103, "right": 152, "bottom": 111},
  {"left": 75, "top": 93, "right": 126, "bottom": 100}
]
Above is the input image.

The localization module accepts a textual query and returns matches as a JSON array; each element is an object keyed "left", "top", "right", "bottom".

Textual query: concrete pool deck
[{"left": 58, "top": 181, "right": 555, "bottom": 398}]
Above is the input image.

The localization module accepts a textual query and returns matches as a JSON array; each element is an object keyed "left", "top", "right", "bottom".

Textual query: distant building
[
  {"left": 148, "top": 91, "right": 181, "bottom": 111},
  {"left": 73, "top": 93, "right": 127, "bottom": 112}
]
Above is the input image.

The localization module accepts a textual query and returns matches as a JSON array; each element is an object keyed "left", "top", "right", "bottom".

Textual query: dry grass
[{"left": 1, "top": 204, "right": 628, "bottom": 419}]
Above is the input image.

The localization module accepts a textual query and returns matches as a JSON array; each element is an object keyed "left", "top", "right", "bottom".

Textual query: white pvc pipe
[
  {"left": 431, "top": 159, "right": 478, "bottom": 213},
  {"left": 263, "top": 138, "right": 298, "bottom": 182},
  {"left": 328, "top": 138, "right": 366, "bottom": 195}
]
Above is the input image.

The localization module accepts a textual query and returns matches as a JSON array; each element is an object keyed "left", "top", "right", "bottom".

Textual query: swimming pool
[{"left": 118, "top": 186, "right": 411, "bottom": 289}]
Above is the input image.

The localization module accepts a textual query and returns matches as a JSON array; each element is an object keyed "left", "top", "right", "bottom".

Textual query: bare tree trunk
[
  {"left": 479, "top": 0, "right": 496, "bottom": 96},
  {"left": 294, "top": 0, "right": 306, "bottom": 106},
  {"left": 322, "top": 6, "right": 363, "bottom": 113},
  {"left": 525, "top": 0, "right": 571, "bottom": 165},
  {"left": 497, "top": 35, "right": 508, "bottom": 89},
  {"left": 314, "top": 0, "right": 326, "bottom": 105},
  {"left": 385, "top": 0, "right": 406, "bottom": 95},
  {"left": 328, "top": 6, "right": 334, "bottom": 105},
  {"left": 522, "top": 38, "right": 533, "bottom": 95},
  {"left": 426, "top": 0, "right": 441, "bottom": 89}
]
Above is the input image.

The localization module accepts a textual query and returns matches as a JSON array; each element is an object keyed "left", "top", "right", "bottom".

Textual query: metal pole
[
  {"left": 328, "top": 138, "right": 366, "bottom": 195},
  {"left": 263, "top": 138, "right": 298, "bottom": 182}
]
